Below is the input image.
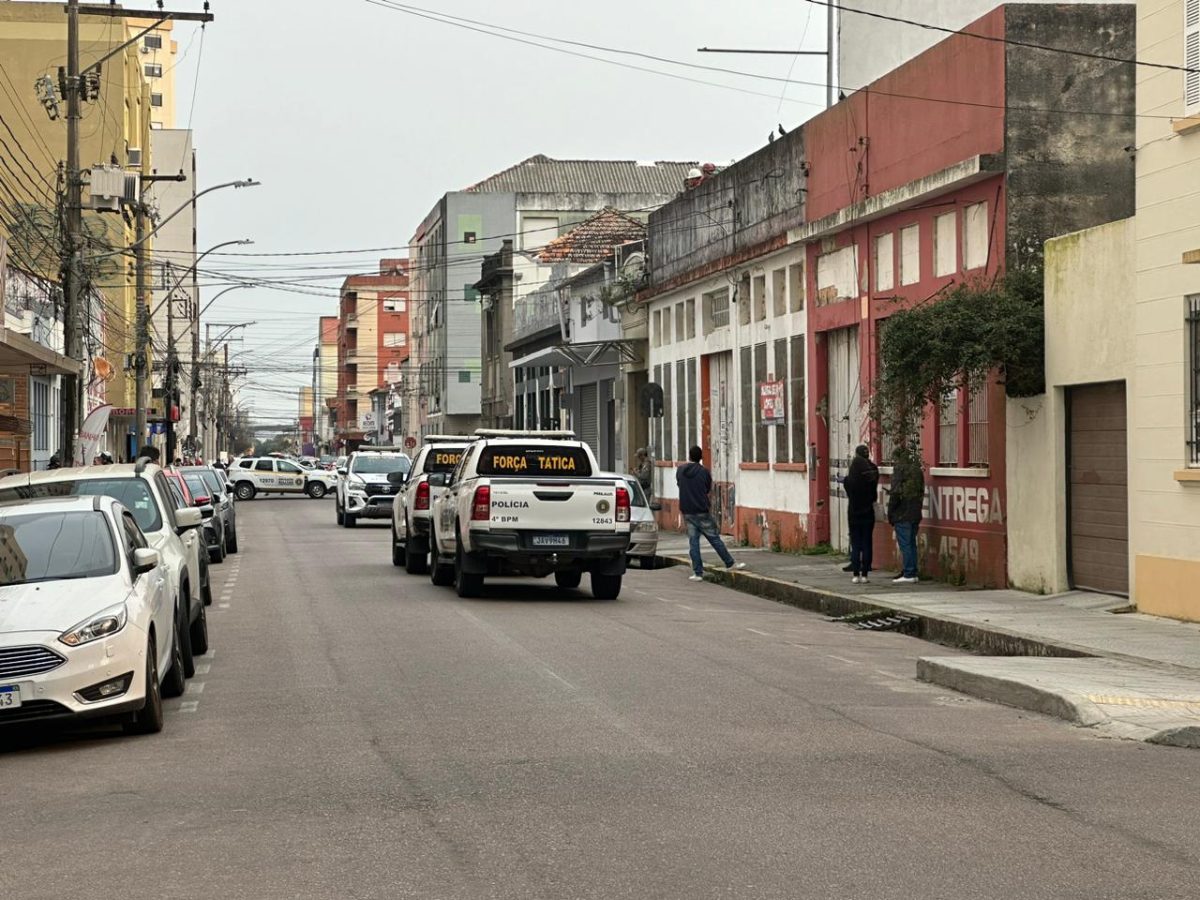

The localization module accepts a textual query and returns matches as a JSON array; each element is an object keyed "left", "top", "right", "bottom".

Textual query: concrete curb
[
  {"left": 915, "top": 657, "right": 1108, "bottom": 727},
  {"left": 658, "top": 554, "right": 1093, "bottom": 661}
]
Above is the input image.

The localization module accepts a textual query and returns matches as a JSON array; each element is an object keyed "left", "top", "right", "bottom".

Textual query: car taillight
[
  {"left": 615, "top": 485, "right": 630, "bottom": 523},
  {"left": 415, "top": 480, "right": 430, "bottom": 510},
  {"left": 471, "top": 485, "right": 491, "bottom": 521}
]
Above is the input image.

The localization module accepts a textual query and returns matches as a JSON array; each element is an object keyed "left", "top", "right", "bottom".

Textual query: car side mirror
[
  {"left": 132, "top": 547, "right": 159, "bottom": 574},
  {"left": 199, "top": 504, "right": 215, "bottom": 519},
  {"left": 175, "top": 507, "right": 203, "bottom": 531},
  {"left": 337, "top": 468, "right": 347, "bottom": 476}
]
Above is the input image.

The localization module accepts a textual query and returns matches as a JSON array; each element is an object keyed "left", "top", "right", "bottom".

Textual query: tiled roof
[
  {"left": 536, "top": 207, "right": 646, "bottom": 264},
  {"left": 464, "top": 154, "right": 696, "bottom": 196}
]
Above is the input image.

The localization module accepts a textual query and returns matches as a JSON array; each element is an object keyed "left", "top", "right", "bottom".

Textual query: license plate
[
  {"left": 0, "top": 685, "right": 21, "bottom": 709},
  {"left": 532, "top": 534, "right": 570, "bottom": 547}
]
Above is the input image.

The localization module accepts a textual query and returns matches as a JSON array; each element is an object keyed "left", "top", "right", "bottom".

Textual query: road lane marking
[
  {"left": 826, "top": 655, "right": 860, "bottom": 666},
  {"left": 541, "top": 667, "right": 577, "bottom": 691},
  {"left": 676, "top": 604, "right": 695, "bottom": 611},
  {"left": 194, "top": 664, "right": 211, "bottom": 675},
  {"left": 179, "top": 700, "right": 199, "bottom": 713},
  {"left": 184, "top": 681, "right": 205, "bottom": 695},
  {"left": 218, "top": 602, "right": 230, "bottom": 609},
  {"left": 746, "top": 628, "right": 774, "bottom": 637}
]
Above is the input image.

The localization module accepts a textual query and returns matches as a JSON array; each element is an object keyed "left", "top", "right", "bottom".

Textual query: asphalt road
[{"left": 3, "top": 495, "right": 1199, "bottom": 900}]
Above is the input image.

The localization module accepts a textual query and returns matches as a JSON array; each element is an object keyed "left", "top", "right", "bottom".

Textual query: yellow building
[
  {"left": 1132, "top": 0, "right": 1200, "bottom": 620},
  {"left": 127, "top": 17, "right": 178, "bottom": 128},
  {"left": 0, "top": 1, "right": 153, "bottom": 440}
]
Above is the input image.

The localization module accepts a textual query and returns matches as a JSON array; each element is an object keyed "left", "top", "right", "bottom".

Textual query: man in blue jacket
[{"left": 677, "top": 445, "right": 748, "bottom": 582}]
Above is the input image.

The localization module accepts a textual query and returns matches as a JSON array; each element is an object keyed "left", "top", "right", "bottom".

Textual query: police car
[
  {"left": 335, "top": 447, "right": 412, "bottom": 527},
  {"left": 228, "top": 456, "right": 336, "bottom": 501}
]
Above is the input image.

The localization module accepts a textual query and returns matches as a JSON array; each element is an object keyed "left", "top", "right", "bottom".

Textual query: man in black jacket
[
  {"left": 887, "top": 445, "right": 925, "bottom": 584},
  {"left": 677, "top": 445, "right": 747, "bottom": 582},
  {"left": 843, "top": 444, "right": 879, "bottom": 584}
]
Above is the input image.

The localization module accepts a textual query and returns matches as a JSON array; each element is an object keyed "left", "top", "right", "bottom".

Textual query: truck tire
[
  {"left": 454, "top": 541, "right": 484, "bottom": 598},
  {"left": 429, "top": 534, "right": 454, "bottom": 587},
  {"left": 405, "top": 530, "right": 428, "bottom": 575},
  {"left": 591, "top": 572, "right": 622, "bottom": 600},
  {"left": 336, "top": 503, "right": 344, "bottom": 526},
  {"left": 234, "top": 482, "right": 255, "bottom": 501},
  {"left": 554, "top": 570, "right": 582, "bottom": 590},
  {"left": 306, "top": 482, "right": 327, "bottom": 499},
  {"left": 344, "top": 512, "right": 357, "bottom": 529},
  {"left": 391, "top": 523, "right": 406, "bottom": 567}
]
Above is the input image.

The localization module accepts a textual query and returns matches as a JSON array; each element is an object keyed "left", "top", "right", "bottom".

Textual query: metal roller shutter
[{"left": 578, "top": 383, "right": 599, "bottom": 453}]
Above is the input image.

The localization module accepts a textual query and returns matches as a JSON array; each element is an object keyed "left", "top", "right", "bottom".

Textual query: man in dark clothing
[
  {"left": 138, "top": 445, "right": 161, "bottom": 463},
  {"left": 843, "top": 444, "right": 879, "bottom": 584},
  {"left": 887, "top": 445, "right": 925, "bottom": 583},
  {"left": 677, "top": 445, "right": 747, "bottom": 581}
]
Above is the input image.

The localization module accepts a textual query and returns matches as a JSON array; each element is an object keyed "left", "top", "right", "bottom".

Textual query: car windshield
[
  {"left": 0, "top": 511, "right": 118, "bottom": 586},
  {"left": 0, "top": 479, "right": 162, "bottom": 533},
  {"left": 352, "top": 455, "right": 411, "bottom": 475},
  {"left": 182, "top": 474, "right": 208, "bottom": 499}
]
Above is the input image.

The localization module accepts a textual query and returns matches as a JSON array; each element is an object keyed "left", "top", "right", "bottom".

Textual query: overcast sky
[{"left": 170, "top": 0, "right": 830, "bottom": 422}]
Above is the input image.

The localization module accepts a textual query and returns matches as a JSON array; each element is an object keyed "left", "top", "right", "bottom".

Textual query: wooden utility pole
[{"left": 61, "top": 0, "right": 82, "bottom": 464}]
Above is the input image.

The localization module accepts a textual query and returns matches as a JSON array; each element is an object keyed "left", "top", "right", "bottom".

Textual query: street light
[
  {"left": 199, "top": 283, "right": 252, "bottom": 321},
  {"left": 105, "top": 179, "right": 260, "bottom": 259}
]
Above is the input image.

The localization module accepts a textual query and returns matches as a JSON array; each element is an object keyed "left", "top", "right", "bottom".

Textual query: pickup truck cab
[
  {"left": 389, "top": 435, "right": 470, "bottom": 574},
  {"left": 335, "top": 447, "right": 411, "bottom": 528},
  {"left": 427, "top": 430, "right": 632, "bottom": 599}
]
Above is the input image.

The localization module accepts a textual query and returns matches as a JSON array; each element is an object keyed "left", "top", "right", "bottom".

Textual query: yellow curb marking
[{"left": 1086, "top": 694, "right": 1200, "bottom": 712}]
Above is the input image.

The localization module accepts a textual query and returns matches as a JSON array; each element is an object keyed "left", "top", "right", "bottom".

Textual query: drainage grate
[{"left": 829, "top": 609, "right": 921, "bottom": 633}]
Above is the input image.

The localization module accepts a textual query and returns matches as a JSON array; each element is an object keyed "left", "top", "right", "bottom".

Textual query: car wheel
[
  {"left": 554, "top": 570, "right": 583, "bottom": 590},
  {"left": 226, "top": 526, "right": 239, "bottom": 554},
  {"left": 178, "top": 593, "right": 196, "bottom": 678},
  {"left": 405, "top": 530, "right": 428, "bottom": 575},
  {"left": 391, "top": 524, "right": 406, "bottom": 567},
  {"left": 454, "top": 540, "right": 484, "bottom": 598},
  {"left": 209, "top": 535, "right": 225, "bottom": 565},
  {"left": 306, "top": 482, "right": 327, "bottom": 499},
  {"left": 235, "top": 482, "right": 256, "bottom": 501},
  {"left": 429, "top": 533, "right": 454, "bottom": 587},
  {"left": 162, "top": 625, "right": 186, "bottom": 698},
  {"left": 591, "top": 572, "right": 622, "bottom": 600},
  {"left": 336, "top": 503, "right": 344, "bottom": 526},
  {"left": 190, "top": 601, "right": 209, "bottom": 655},
  {"left": 124, "top": 635, "right": 164, "bottom": 735},
  {"left": 344, "top": 512, "right": 357, "bottom": 528}
]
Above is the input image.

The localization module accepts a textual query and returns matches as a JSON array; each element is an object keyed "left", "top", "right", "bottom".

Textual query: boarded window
[
  {"left": 788, "top": 262, "right": 805, "bottom": 312},
  {"left": 685, "top": 298, "right": 696, "bottom": 339},
  {"left": 686, "top": 358, "right": 698, "bottom": 460},
  {"left": 968, "top": 384, "right": 989, "bottom": 466},
  {"left": 874, "top": 233, "right": 894, "bottom": 292},
  {"left": 817, "top": 247, "right": 856, "bottom": 305},
  {"left": 964, "top": 202, "right": 989, "bottom": 270},
  {"left": 754, "top": 342, "right": 769, "bottom": 463},
  {"left": 662, "top": 363, "right": 673, "bottom": 460},
  {"left": 676, "top": 360, "right": 687, "bottom": 461},
  {"left": 738, "top": 274, "right": 751, "bottom": 326},
  {"left": 789, "top": 335, "right": 806, "bottom": 463},
  {"left": 662, "top": 308, "right": 672, "bottom": 345},
  {"left": 934, "top": 212, "right": 957, "bottom": 277},
  {"left": 652, "top": 310, "right": 662, "bottom": 347},
  {"left": 774, "top": 340, "right": 789, "bottom": 464},
  {"left": 772, "top": 268, "right": 787, "bottom": 317},
  {"left": 753, "top": 274, "right": 767, "bottom": 322},
  {"left": 740, "top": 346, "right": 754, "bottom": 462},
  {"left": 938, "top": 391, "right": 959, "bottom": 465},
  {"left": 900, "top": 225, "right": 920, "bottom": 286},
  {"left": 675, "top": 303, "right": 685, "bottom": 341}
]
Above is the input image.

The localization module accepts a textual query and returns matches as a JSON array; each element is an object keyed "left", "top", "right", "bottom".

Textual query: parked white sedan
[{"left": 0, "top": 495, "right": 174, "bottom": 734}]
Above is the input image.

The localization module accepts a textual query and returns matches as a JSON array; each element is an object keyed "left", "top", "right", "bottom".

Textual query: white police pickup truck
[
  {"left": 427, "top": 430, "right": 632, "bottom": 599},
  {"left": 389, "top": 435, "right": 470, "bottom": 574},
  {"left": 335, "top": 447, "right": 411, "bottom": 528}
]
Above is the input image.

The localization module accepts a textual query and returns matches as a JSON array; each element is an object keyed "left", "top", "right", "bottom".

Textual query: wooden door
[{"left": 1068, "top": 381, "right": 1128, "bottom": 595}]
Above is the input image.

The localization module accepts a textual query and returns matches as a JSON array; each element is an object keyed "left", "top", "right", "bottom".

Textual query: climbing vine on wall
[{"left": 870, "top": 267, "right": 1045, "bottom": 447}]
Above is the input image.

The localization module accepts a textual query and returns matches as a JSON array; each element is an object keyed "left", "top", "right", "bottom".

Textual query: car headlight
[
  {"left": 59, "top": 602, "right": 128, "bottom": 647},
  {"left": 633, "top": 521, "right": 658, "bottom": 533}
]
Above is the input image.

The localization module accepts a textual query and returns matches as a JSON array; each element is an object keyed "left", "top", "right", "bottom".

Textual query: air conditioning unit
[{"left": 127, "top": 147, "right": 142, "bottom": 167}]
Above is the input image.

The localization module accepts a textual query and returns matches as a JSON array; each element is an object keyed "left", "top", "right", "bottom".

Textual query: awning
[
  {"left": 510, "top": 340, "right": 638, "bottom": 370},
  {"left": 0, "top": 327, "right": 82, "bottom": 376}
]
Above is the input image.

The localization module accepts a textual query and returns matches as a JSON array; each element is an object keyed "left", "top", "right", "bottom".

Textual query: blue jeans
[
  {"left": 893, "top": 521, "right": 920, "bottom": 578},
  {"left": 684, "top": 513, "right": 735, "bottom": 575}
]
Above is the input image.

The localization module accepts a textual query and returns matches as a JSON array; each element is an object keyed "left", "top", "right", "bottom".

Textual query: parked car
[
  {"left": 164, "top": 468, "right": 224, "bottom": 565},
  {"left": 181, "top": 465, "right": 238, "bottom": 554},
  {"left": 0, "top": 496, "right": 175, "bottom": 733},
  {"left": 228, "top": 456, "right": 336, "bottom": 500},
  {"left": 427, "top": 430, "right": 632, "bottom": 599},
  {"left": 0, "top": 462, "right": 209, "bottom": 699},
  {"left": 180, "top": 468, "right": 236, "bottom": 562},
  {"left": 390, "top": 435, "right": 470, "bottom": 572},
  {"left": 603, "top": 473, "right": 658, "bottom": 567},
  {"left": 335, "top": 447, "right": 411, "bottom": 528}
]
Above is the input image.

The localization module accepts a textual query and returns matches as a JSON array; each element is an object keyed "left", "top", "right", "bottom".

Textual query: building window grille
[
  {"left": 144, "top": 64, "right": 163, "bottom": 78},
  {"left": 968, "top": 384, "right": 989, "bottom": 466},
  {"left": 150, "top": 93, "right": 163, "bottom": 108},
  {"left": 1189, "top": 295, "right": 1200, "bottom": 464},
  {"left": 144, "top": 34, "right": 162, "bottom": 50},
  {"left": 938, "top": 391, "right": 958, "bottom": 465}
]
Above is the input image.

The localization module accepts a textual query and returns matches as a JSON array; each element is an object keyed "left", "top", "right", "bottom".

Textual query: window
[
  {"left": 874, "top": 233, "right": 894, "bottom": 292},
  {"left": 143, "top": 34, "right": 162, "bottom": 50},
  {"left": 934, "top": 212, "right": 957, "bottom": 277},
  {"left": 772, "top": 269, "right": 787, "bottom": 317},
  {"left": 938, "top": 391, "right": 959, "bottom": 465},
  {"left": 150, "top": 93, "right": 163, "bottom": 108},
  {"left": 685, "top": 298, "right": 696, "bottom": 339},
  {"left": 144, "top": 64, "right": 163, "bottom": 78},
  {"left": 463, "top": 232, "right": 476, "bottom": 244},
  {"left": 675, "top": 303, "right": 686, "bottom": 342},
  {"left": 255, "top": 459, "right": 273, "bottom": 472},
  {"left": 816, "top": 247, "right": 856, "bottom": 305},
  {"left": 900, "top": 225, "right": 920, "bottom": 286},
  {"left": 738, "top": 274, "right": 751, "bottom": 326},
  {"left": 676, "top": 360, "right": 687, "bottom": 461},
  {"left": 686, "top": 357, "right": 697, "bottom": 460},
  {"left": 968, "top": 384, "right": 989, "bottom": 466},
  {"left": 964, "top": 202, "right": 989, "bottom": 270},
  {"left": 0, "top": 512, "right": 117, "bottom": 585},
  {"left": 383, "top": 298, "right": 406, "bottom": 312},
  {"left": 383, "top": 332, "right": 407, "bottom": 347},
  {"left": 753, "top": 274, "right": 767, "bottom": 322},
  {"left": 704, "top": 288, "right": 729, "bottom": 331},
  {"left": 789, "top": 334, "right": 806, "bottom": 463},
  {"left": 662, "top": 307, "right": 672, "bottom": 344},
  {"left": 476, "top": 445, "right": 592, "bottom": 477},
  {"left": 238, "top": 459, "right": 254, "bottom": 469},
  {"left": 754, "top": 342, "right": 768, "bottom": 463},
  {"left": 740, "top": 346, "right": 754, "bottom": 462},
  {"left": 662, "top": 363, "right": 673, "bottom": 460},
  {"left": 278, "top": 461, "right": 303, "bottom": 474},
  {"left": 458, "top": 370, "right": 471, "bottom": 383},
  {"left": 122, "top": 513, "right": 147, "bottom": 559},
  {"left": 652, "top": 309, "right": 662, "bottom": 347},
  {"left": 1187, "top": 0, "right": 1200, "bottom": 116},
  {"left": 774, "top": 341, "right": 789, "bottom": 464},
  {"left": 32, "top": 380, "right": 49, "bottom": 452},
  {"left": 788, "top": 262, "right": 805, "bottom": 312},
  {"left": 1190, "top": 296, "right": 1200, "bottom": 465}
]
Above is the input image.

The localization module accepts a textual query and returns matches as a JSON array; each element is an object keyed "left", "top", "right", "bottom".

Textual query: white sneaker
[
  {"left": 851, "top": 576, "right": 861, "bottom": 584},
  {"left": 860, "top": 577, "right": 870, "bottom": 585},
  {"left": 729, "top": 562, "right": 748, "bottom": 570},
  {"left": 688, "top": 574, "right": 704, "bottom": 582},
  {"left": 892, "top": 575, "right": 919, "bottom": 584}
]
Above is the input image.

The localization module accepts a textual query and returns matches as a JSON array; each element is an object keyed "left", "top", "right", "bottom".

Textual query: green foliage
[{"left": 871, "top": 268, "right": 1045, "bottom": 446}]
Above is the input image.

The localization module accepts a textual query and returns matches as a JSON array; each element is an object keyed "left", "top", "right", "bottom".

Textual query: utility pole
[
  {"left": 61, "top": 0, "right": 82, "bottom": 465},
  {"left": 134, "top": 203, "right": 149, "bottom": 450},
  {"left": 165, "top": 262, "right": 177, "bottom": 463}
]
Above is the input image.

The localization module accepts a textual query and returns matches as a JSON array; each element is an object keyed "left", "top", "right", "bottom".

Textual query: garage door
[{"left": 1068, "top": 381, "right": 1128, "bottom": 595}]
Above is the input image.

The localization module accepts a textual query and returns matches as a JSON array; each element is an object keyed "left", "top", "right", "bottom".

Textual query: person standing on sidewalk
[
  {"left": 677, "top": 445, "right": 748, "bottom": 582},
  {"left": 632, "top": 447, "right": 654, "bottom": 504},
  {"left": 843, "top": 444, "right": 879, "bottom": 584},
  {"left": 887, "top": 444, "right": 925, "bottom": 584}
]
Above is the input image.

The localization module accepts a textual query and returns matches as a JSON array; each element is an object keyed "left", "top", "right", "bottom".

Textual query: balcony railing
[{"left": 512, "top": 292, "right": 564, "bottom": 342}]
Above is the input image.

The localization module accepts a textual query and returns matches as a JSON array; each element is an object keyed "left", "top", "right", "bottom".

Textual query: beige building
[
  {"left": 1130, "top": 0, "right": 1200, "bottom": 620},
  {"left": 128, "top": 17, "right": 178, "bottom": 129}
]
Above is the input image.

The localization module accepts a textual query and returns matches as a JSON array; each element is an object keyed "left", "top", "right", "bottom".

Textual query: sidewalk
[{"left": 655, "top": 534, "right": 1200, "bottom": 748}]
